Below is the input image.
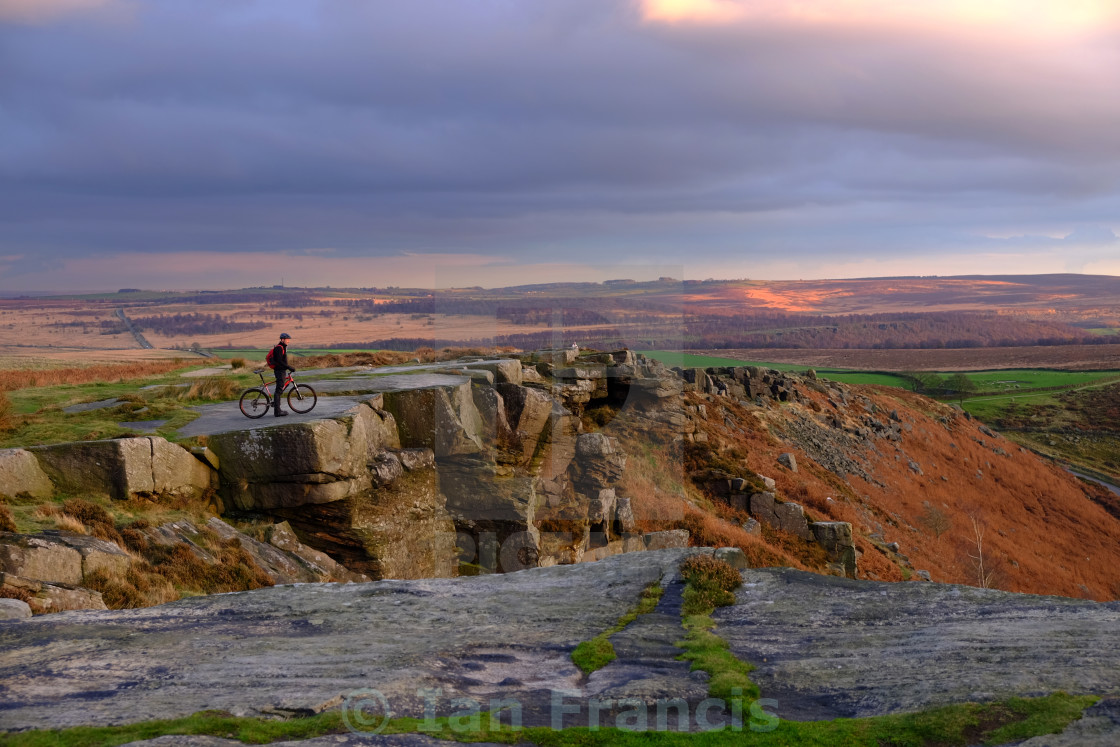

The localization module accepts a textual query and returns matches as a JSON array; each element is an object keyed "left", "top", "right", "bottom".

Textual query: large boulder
[
  {"left": 811, "top": 521, "right": 857, "bottom": 578},
  {"left": 30, "top": 437, "right": 213, "bottom": 502},
  {"left": 773, "top": 502, "right": 813, "bottom": 540},
  {"left": 0, "top": 597, "right": 31, "bottom": 620},
  {"left": 0, "top": 449, "right": 53, "bottom": 500},
  {"left": 381, "top": 378, "right": 483, "bottom": 457},
  {"left": 0, "top": 532, "right": 83, "bottom": 585},
  {"left": 208, "top": 401, "right": 398, "bottom": 510}
]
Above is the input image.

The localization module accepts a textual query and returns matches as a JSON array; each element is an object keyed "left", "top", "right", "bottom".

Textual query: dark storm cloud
[{"left": 1, "top": 0, "right": 1118, "bottom": 286}]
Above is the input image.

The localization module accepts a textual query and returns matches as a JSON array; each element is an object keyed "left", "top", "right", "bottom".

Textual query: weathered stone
[
  {"left": 0, "top": 448, "right": 53, "bottom": 500},
  {"left": 643, "top": 529, "right": 689, "bottom": 551},
  {"left": 774, "top": 502, "right": 812, "bottom": 540},
  {"left": 574, "top": 433, "right": 626, "bottom": 489},
  {"left": 209, "top": 404, "right": 400, "bottom": 510},
  {"left": 777, "top": 452, "right": 798, "bottom": 472},
  {"left": 717, "top": 568, "right": 1120, "bottom": 719},
  {"left": 521, "top": 366, "right": 545, "bottom": 384},
  {"left": 0, "top": 533, "right": 83, "bottom": 585},
  {"left": 496, "top": 384, "right": 553, "bottom": 463},
  {"left": 190, "top": 446, "right": 220, "bottom": 470},
  {"left": 0, "top": 597, "right": 31, "bottom": 620},
  {"left": 369, "top": 451, "right": 404, "bottom": 486},
  {"left": 0, "top": 549, "right": 696, "bottom": 730},
  {"left": 742, "top": 518, "right": 762, "bottom": 536},
  {"left": 382, "top": 378, "right": 483, "bottom": 457},
  {"left": 755, "top": 473, "right": 776, "bottom": 491},
  {"left": 274, "top": 466, "right": 456, "bottom": 580},
  {"left": 714, "top": 546, "right": 748, "bottom": 570},
  {"left": 811, "top": 521, "right": 857, "bottom": 578},
  {"left": 748, "top": 492, "right": 778, "bottom": 527},
  {"left": 31, "top": 438, "right": 152, "bottom": 500},
  {"left": 52, "top": 532, "right": 131, "bottom": 580},
  {"left": 587, "top": 488, "right": 616, "bottom": 526},
  {"left": 470, "top": 384, "right": 508, "bottom": 446},
  {"left": 1, "top": 572, "right": 107, "bottom": 614},
  {"left": 263, "top": 521, "right": 367, "bottom": 583},
  {"left": 397, "top": 448, "right": 436, "bottom": 472},
  {"left": 151, "top": 438, "right": 215, "bottom": 499},
  {"left": 466, "top": 359, "right": 524, "bottom": 384},
  {"left": 614, "top": 497, "right": 636, "bottom": 535},
  {"left": 532, "top": 347, "right": 578, "bottom": 365}
]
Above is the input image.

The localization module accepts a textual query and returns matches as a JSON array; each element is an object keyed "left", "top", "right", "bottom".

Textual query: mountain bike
[{"left": 239, "top": 369, "right": 317, "bottom": 419}]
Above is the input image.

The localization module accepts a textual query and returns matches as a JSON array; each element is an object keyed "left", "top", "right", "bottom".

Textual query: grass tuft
[{"left": 571, "top": 582, "right": 664, "bottom": 675}]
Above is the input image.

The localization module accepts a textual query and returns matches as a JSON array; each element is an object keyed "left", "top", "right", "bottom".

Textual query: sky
[{"left": 1, "top": 0, "right": 1118, "bottom": 292}]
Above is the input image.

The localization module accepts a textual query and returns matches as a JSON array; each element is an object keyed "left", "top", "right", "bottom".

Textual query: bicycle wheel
[
  {"left": 287, "top": 383, "right": 317, "bottom": 413},
  {"left": 239, "top": 388, "right": 271, "bottom": 419}
]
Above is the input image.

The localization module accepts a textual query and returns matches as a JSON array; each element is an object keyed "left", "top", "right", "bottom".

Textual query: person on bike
[{"left": 272, "top": 332, "right": 294, "bottom": 416}]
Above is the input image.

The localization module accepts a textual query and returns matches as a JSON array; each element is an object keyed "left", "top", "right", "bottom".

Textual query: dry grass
[
  {"left": 54, "top": 513, "right": 88, "bottom": 534},
  {"left": 0, "top": 503, "right": 16, "bottom": 533},
  {"left": 0, "top": 360, "right": 193, "bottom": 392},
  {"left": 0, "top": 390, "right": 12, "bottom": 431}
]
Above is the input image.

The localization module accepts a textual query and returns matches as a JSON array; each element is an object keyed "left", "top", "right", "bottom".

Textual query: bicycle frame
[{"left": 255, "top": 369, "right": 295, "bottom": 403}]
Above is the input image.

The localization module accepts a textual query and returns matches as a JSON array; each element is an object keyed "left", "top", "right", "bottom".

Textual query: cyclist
[{"left": 271, "top": 332, "right": 294, "bottom": 417}]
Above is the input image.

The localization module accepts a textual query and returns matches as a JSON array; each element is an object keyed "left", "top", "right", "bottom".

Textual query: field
[{"left": 692, "top": 345, "right": 1120, "bottom": 372}]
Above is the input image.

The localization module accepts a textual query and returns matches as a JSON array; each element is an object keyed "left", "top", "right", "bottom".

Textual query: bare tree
[
  {"left": 965, "top": 513, "right": 1002, "bottom": 589},
  {"left": 919, "top": 505, "right": 952, "bottom": 543}
]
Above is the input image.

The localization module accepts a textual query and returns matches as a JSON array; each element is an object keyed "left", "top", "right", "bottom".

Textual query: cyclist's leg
[{"left": 274, "top": 370, "right": 287, "bottom": 415}]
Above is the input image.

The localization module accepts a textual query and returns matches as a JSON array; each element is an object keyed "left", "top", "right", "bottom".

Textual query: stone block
[
  {"left": 382, "top": 379, "right": 483, "bottom": 457},
  {"left": 778, "top": 452, "right": 798, "bottom": 472},
  {"left": 774, "top": 502, "right": 812, "bottom": 540},
  {"left": 714, "top": 547, "right": 749, "bottom": 570},
  {"left": 0, "top": 597, "right": 31, "bottom": 620},
  {"left": 748, "top": 492, "right": 778, "bottom": 527},
  {"left": 0, "top": 449, "right": 53, "bottom": 500},
  {"left": 643, "top": 529, "right": 690, "bottom": 551},
  {"left": 811, "top": 521, "right": 857, "bottom": 578},
  {"left": 588, "top": 488, "right": 616, "bottom": 525},
  {"left": 0, "top": 572, "right": 107, "bottom": 614},
  {"left": 614, "top": 497, "right": 636, "bottom": 535},
  {"left": 0, "top": 533, "right": 83, "bottom": 585}
]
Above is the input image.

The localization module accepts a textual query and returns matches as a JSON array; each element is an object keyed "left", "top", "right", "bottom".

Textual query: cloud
[
  {"left": 0, "top": 0, "right": 1117, "bottom": 288},
  {"left": 0, "top": 0, "right": 121, "bottom": 24}
]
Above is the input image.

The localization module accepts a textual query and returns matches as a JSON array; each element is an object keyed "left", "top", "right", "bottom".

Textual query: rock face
[
  {"left": 30, "top": 437, "right": 214, "bottom": 502},
  {"left": 1, "top": 551, "right": 1116, "bottom": 738},
  {"left": 10, "top": 352, "right": 877, "bottom": 582}
]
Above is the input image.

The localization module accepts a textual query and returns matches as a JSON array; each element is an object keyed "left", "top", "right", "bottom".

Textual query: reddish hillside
[{"left": 621, "top": 370, "right": 1120, "bottom": 600}]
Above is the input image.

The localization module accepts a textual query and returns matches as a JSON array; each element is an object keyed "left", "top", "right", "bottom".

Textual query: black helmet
[{"left": 279, "top": 332, "right": 291, "bottom": 339}]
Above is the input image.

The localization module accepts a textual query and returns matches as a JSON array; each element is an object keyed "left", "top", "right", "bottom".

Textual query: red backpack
[{"left": 266, "top": 346, "right": 279, "bottom": 370}]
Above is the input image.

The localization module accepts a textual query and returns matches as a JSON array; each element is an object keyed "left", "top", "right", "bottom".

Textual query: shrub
[
  {"left": 0, "top": 584, "right": 32, "bottom": 603},
  {"left": 0, "top": 390, "right": 12, "bottom": 430},
  {"left": 680, "top": 554, "right": 742, "bottom": 615},
  {"left": 230, "top": 358, "right": 247, "bottom": 369},
  {"left": 61, "top": 498, "right": 123, "bottom": 544},
  {"left": 0, "top": 504, "right": 16, "bottom": 533}
]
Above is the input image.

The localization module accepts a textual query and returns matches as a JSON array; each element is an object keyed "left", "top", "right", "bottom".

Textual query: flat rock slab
[
  {"left": 717, "top": 568, "right": 1120, "bottom": 721},
  {"left": 62, "top": 398, "right": 121, "bottom": 414},
  {"left": 0, "top": 549, "right": 693, "bottom": 731},
  {"left": 310, "top": 373, "right": 471, "bottom": 395},
  {"left": 177, "top": 396, "right": 372, "bottom": 438}
]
